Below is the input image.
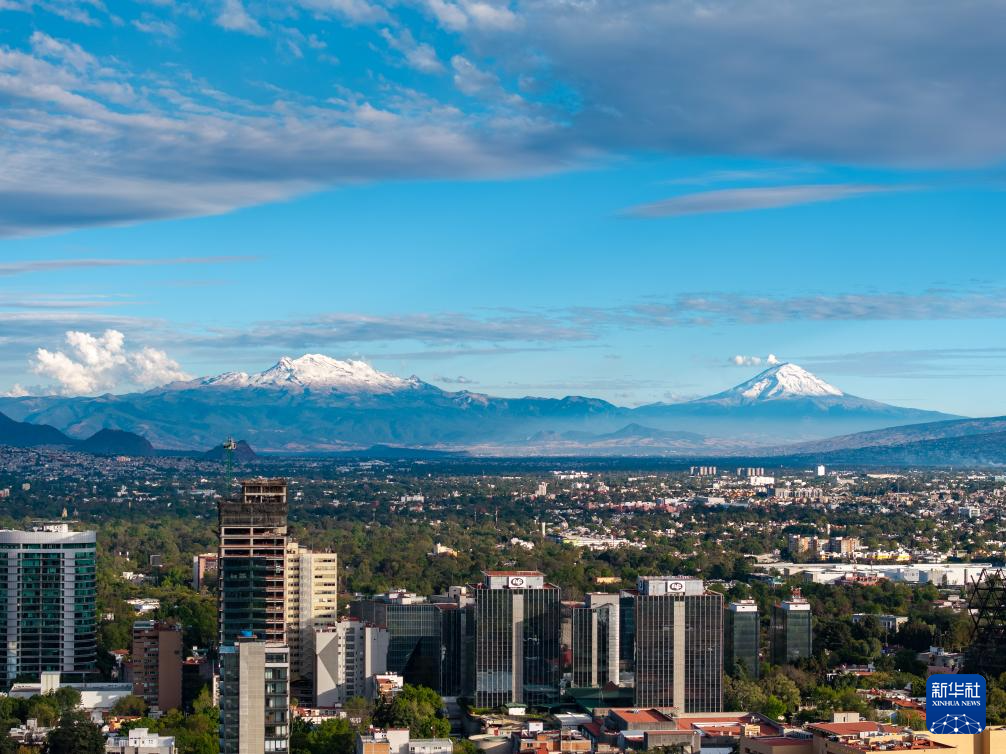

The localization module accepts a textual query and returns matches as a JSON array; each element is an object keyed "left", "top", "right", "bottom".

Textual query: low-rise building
[
  {"left": 105, "top": 727, "right": 177, "bottom": 754},
  {"left": 357, "top": 729, "right": 453, "bottom": 754}
]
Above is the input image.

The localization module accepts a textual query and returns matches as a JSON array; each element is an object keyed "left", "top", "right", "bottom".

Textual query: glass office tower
[
  {"left": 351, "top": 592, "right": 444, "bottom": 692},
  {"left": 771, "top": 591, "right": 812, "bottom": 665},
  {"left": 725, "top": 600, "right": 760, "bottom": 678},
  {"left": 633, "top": 576, "right": 722, "bottom": 713},
  {"left": 473, "top": 571, "right": 560, "bottom": 708},
  {"left": 0, "top": 524, "right": 96, "bottom": 685},
  {"left": 569, "top": 593, "right": 619, "bottom": 688}
]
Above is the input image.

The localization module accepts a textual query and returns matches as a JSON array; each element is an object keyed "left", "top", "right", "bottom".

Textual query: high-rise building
[
  {"left": 724, "top": 601, "right": 760, "bottom": 679},
  {"left": 314, "top": 618, "right": 390, "bottom": 706},
  {"left": 285, "top": 543, "right": 338, "bottom": 690},
  {"left": 219, "top": 637, "right": 289, "bottom": 754},
  {"left": 436, "top": 602, "right": 473, "bottom": 698},
  {"left": 0, "top": 524, "right": 97, "bottom": 685},
  {"left": 771, "top": 591, "right": 812, "bottom": 665},
  {"left": 473, "top": 571, "right": 560, "bottom": 708},
  {"left": 633, "top": 576, "right": 722, "bottom": 712},
  {"left": 618, "top": 592, "right": 636, "bottom": 679},
  {"left": 218, "top": 479, "right": 288, "bottom": 645},
  {"left": 351, "top": 590, "right": 443, "bottom": 692},
  {"left": 131, "top": 620, "right": 183, "bottom": 712},
  {"left": 568, "top": 593, "right": 619, "bottom": 688}
]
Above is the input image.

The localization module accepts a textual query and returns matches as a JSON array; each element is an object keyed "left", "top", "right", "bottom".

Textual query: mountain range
[{"left": 0, "top": 355, "right": 963, "bottom": 455}]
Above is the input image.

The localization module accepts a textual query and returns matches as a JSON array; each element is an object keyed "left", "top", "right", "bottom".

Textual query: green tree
[
  {"left": 373, "top": 685, "right": 450, "bottom": 739},
  {"left": 291, "top": 717, "right": 355, "bottom": 754},
  {"left": 111, "top": 695, "right": 149, "bottom": 717},
  {"left": 44, "top": 712, "right": 105, "bottom": 754}
]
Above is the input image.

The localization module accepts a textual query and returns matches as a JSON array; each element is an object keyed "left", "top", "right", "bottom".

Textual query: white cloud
[
  {"left": 421, "top": 0, "right": 519, "bottom": 31},
  {"left": 294, "top": 0, "right": 389, "bottom": 24},
  {"left": 731, "top": 353, "right": 780, "bottom": 367},
  {"left": 3, "top": 384, "right": 30, "bottom": 398},
  {"left": 30, "top": 329, "right": 189, "bottom": 395},
  {"left": 216, "top": 0, "right": 265, "bottom": 35},
  {"left": 381, "top": 28, "right": 444, "bottom": 73},
  {"left": 0, "top": 32, "right": 546, "bottom": 237}
]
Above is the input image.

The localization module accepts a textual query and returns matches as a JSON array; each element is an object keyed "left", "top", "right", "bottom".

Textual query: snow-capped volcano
[
  {"left": 721, "top": 363, "right": 844, "bottom": 401},
  {"left": 191, "top": 354, "right": 419, "bottom": 393}
]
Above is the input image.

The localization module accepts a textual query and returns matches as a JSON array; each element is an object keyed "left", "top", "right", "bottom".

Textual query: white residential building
[{"left": 315, "top": 619, "right": 390, "bottom": 706}]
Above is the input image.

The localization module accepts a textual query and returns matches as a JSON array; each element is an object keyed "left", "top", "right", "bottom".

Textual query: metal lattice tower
[{"left": 965, "top": 568, "right": 1006, "bottom": 678}]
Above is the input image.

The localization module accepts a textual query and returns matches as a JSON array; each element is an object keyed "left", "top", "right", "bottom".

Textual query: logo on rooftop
[
  {"left": 926, "top": 674, "right": 985, "bottom": 734},
  {"left": 508, "top": 576, "right": 526, "bottom": 588}
]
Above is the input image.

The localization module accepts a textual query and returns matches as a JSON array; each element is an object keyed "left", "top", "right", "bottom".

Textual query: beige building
[
  {"left": 926, "top": 726, "right": 1006, "bottom": 754},
  {"left": 286, "top": 542, "right": 339, "bottom": 687},
  {"left": 742, "top": 723, "right": 1006, "bottom": 754}
]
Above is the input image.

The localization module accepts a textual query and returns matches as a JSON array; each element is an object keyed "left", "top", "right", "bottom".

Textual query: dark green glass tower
[{"left": 725, "top": 600, "right": 760, "bottom": 678}]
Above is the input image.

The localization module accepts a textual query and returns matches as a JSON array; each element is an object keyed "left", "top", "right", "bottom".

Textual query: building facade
[
  {"left": 633, "top": 576, "right": 723, "bottom": 712},
  {"left": 725, "top": 601, "right": 760, "bottom": 679},
  {"left": 219, "top": 638, "right": 290, "bottom": 754},
  {"left": 473, "top": 571, "right": 560, "bottom": 708},
  {"left": 568, "top": 593, "right": 620, "bottom": 689},
  {"left": 314, "top": 619, "right": 389, "bottom": 706},
  {"left": 131, "top": 620, "right": 183, "bottom": 712},
  {"left": 771, "top": 592, "right": 812, "bottom": 665},
  {"left": 0, "top": 524, "right": 97, "bottom": 686},
  {"left": 285, "top": 543, "right": 338, "bottom": 690},
  {"left": 351, "top": 591, "right": 443, "bottom": 692},
  {"left": 218, "top": 479, "right": 288, "bottom": 645}
]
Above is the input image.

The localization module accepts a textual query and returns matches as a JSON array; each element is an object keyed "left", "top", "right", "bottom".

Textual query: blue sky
[{"left": 0, "top": 0, "right": 1005, "bottom": 415}]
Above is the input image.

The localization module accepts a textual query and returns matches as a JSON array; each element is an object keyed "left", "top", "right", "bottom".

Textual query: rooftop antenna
[{"left": 222, "top": 437, "right": 237, "bottom": 493}]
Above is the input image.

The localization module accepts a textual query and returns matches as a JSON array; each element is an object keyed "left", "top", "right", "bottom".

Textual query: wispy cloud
[
  {"left": 216, "top": 0, "right": 264, "bottom": 35},
  {"left": 625, "top": 184, "right": 899, "bottom": 218},
  {"left": 198, "top": 311, "right": 592, "bottom": 350},
  {"left": 0, "top": 30, "right": 549, "bottom": 236},
  {"left": 0, "top": 257, "right": 258, "bottom": 276},
  {"left": 572, "top": 289, "right": 1006, "bottom": 328}
]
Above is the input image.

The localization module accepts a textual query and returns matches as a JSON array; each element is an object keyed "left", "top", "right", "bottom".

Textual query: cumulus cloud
[
  {"left": 731, "top": 353, "right": 780, "bottom": 367},
  {"left": 30, "top": 330, "right": 189, "bottom": 395}
]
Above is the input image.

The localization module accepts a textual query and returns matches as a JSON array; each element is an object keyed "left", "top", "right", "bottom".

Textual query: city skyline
[{"left": 1, "top": 2, "right": 1005, "bottom": 416}]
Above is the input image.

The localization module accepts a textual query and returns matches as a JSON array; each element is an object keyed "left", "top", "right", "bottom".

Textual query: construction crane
[{"left": 222, "top": 437, "right": 237, "bottom": 493}]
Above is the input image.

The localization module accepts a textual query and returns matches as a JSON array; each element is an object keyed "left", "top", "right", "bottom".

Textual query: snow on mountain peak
[
  {"left": 695, "top": 362, "right": 845, "bottom": 404},
  {"left": 198, "top": 354, "right": 417, "bottom": 393},
  {"left": 734, "top": 362, "right": 844, "bottom": 400}
]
